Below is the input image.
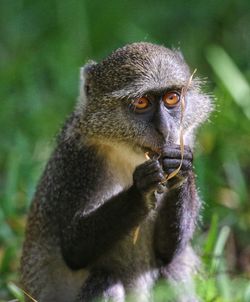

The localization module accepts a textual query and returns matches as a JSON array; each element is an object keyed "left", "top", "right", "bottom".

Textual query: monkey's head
[{"left": 77, "top": 42, "right": 213, "bottom": 153}]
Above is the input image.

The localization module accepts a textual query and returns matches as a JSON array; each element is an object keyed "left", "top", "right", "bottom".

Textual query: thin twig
[{"left": 132, "top": 69, "right": 197, "bottom": 244}]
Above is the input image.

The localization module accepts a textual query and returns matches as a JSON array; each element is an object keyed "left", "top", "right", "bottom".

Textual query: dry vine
[{"left": 132, "top": 69, "right": 197, "bottom": 245}]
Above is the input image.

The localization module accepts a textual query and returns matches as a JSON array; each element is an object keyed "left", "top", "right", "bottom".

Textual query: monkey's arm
[
  {"left": 154, "top": 145, "right": 200, "bottom": 265},
  {"left": 56, "top": 140, "right": 163, "bottom": 270},
  {"left": 61, "top": 186, "right": 148, "bottom": 270}
]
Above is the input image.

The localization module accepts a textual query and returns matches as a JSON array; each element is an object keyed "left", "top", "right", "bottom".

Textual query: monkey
[{"left": 20, "top": 42, "right": 213, "bottom": 302}]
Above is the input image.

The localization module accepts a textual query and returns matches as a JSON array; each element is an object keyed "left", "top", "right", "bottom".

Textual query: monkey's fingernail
[{"left": 156, "top": 183, "right": 165, "bottom": 194}]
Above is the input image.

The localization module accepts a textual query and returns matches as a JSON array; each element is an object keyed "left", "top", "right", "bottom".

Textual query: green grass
[
  {"left": 4, "top": 219, "right": 250, "bottom": 301},
  {"left": 1, "top": 0, "right": 250, "bottom": 301}
]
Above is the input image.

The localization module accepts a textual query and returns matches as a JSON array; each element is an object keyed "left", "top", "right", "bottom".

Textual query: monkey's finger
[
  {"left": 143, "top": 159, "right": 159, "bottom": 168},
  {"left": 164, "top": 168, "right": 176, "bottom": 175},
  {"left": 162, "top": 159, "right": 182, "bottom": 169},
  {"left": 133, "top": 161, "right": 164, "bottom": 189},
  {"left": 161, "top": 147, "right": 192, "bottom": 158},
  {"left": 162, "top": 159, "right": 192, "bottom": 171},
  {"left": 165, "top": 143, "right": 192, "bottom": 152},
  {"left": 134, "top": 160, "right": 158, "bottom": 179},
  {"left": 143, "top": 161, "right": 164, "bottom": 176},
  {"left": 161, "top": 148, "right": 193, "bottom": 161},
  {"left": 156, "top": 183, "right": 166, "bottom": 194},
  {"left": 180, "top": 159, "right": 193, "bottom": 170},
  {"left": 142, "top": 172, "right": 165, "bottom": 190},
  {"left": 139, "top": 160, "right": 163, "bottom": 176}
]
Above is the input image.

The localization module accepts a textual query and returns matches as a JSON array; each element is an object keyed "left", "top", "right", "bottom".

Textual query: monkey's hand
[
  {"left": 161, "top": 144, "right": 193, "bottom": 187},
  {"left": 133, "top": 160, "right": 164, "bottom": 209},
  {"left": 154, "top": 145, "right": 198, "bottom": 264}
]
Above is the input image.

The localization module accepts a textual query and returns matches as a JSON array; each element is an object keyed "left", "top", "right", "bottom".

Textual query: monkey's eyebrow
[
  {"left": 106, "top": 88, "right": 145, "bottom": 100},
  {"left": 106, "top": 85, "right": 184, "bottom": 100}
]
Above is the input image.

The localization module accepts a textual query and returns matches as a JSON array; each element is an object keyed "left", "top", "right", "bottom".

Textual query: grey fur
[{"left": 20, "top": 42, "right": 213, "bottom": 302}]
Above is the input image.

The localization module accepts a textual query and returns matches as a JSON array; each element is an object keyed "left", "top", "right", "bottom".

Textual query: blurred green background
[{"left": 1, "top": 0, "right": 250, "bottom": 301}]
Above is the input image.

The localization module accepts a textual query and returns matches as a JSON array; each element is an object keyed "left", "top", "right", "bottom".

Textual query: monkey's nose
[
  {"left": 153, "top": 124, "right": 169, "bottom": 146},
  {"left": 153, "top": 114, "right": 169, "bottom": 141},
  {"left": 152, "top": 104, "right": 170, "bottom": 142}
]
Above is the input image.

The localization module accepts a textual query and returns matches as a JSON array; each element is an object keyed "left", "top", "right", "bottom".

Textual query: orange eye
[
  {"left": 132, "top": 97, "right": 150, "bottom": 110},
  {"left": 163, "top": 91, "right": 180, "bottom": 107}
]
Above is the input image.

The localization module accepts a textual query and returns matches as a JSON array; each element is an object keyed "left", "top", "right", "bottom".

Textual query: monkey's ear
[{"left": 79, "top": 61, "right": 97, "bottom": 98}]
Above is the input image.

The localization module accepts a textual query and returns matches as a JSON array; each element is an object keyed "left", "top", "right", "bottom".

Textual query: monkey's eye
[
  {"left": 131, "top": 97, "right": 150, "bottom": 111},
  {"left": 163, "top": 91, "right": 180, "bottom": 108}
]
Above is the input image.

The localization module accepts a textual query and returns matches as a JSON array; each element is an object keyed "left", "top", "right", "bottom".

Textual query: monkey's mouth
[
  {"left": 139, "top": 134, "right": 166, "bottom": 155},
  {"left": 133, "top": 136, "right": 165, "bottom": 157},
  {"left": 142, "top": 146, "right": 161, "bottom": 158},
  {"left": 133, "top": 143, "right": 163, "bottom": 161}
]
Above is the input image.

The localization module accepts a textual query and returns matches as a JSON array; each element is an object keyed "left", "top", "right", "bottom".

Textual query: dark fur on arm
[
  {"left": 61, "top": 185, "right": 148, "bottom": 270},
  {"left": 50, "top": 136, "right": 149, "bottom": 270},
  {"left": 154, "top": 171, "right": 200, "bottom": 265}
]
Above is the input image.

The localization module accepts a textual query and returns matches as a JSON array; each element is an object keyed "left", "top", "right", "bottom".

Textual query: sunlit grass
[{"left": 1, "top": 1, "right": 250, "bottom": 301}]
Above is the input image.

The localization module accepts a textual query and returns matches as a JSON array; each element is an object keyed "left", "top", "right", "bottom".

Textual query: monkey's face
[{"left": 80, "top": 43, "right": 213, "bottom": 153}]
